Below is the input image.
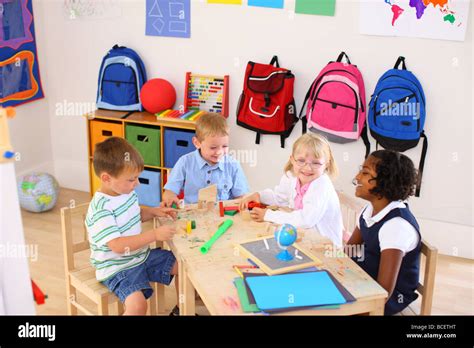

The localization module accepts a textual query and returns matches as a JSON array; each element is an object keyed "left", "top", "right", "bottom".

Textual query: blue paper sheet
[
  {"left": 246, "top": 271, "right": 347, "bottom": 310},
  {"left": 248, "top": 0, "right": 284, "bottom": 9}
]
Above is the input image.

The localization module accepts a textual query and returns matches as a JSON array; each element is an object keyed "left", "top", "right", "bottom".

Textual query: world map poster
[{"left": 359, "top": 0, "right": 470, "bottom": 41}]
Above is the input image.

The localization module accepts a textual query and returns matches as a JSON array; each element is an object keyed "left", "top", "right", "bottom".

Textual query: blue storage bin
[
  {"left": 135, "top": 169, "right": 161, "bottom": 207},
  {"left": 164, "top": 128, "right": 196, "bottom": 168}
]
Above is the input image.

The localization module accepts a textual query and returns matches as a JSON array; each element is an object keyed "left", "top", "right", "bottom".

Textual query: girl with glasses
[{"left": 239, "top": 133, "right": 343, "bottom": 247}]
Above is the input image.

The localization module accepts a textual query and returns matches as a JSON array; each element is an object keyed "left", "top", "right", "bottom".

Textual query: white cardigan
[{"left": 259, "top": 172, "right": 343, "bottom": 247}]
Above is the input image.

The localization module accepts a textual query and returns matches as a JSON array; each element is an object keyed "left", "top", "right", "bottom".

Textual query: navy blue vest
[{"left": 353, "top": 205, "right": 421, "bottom": 315}]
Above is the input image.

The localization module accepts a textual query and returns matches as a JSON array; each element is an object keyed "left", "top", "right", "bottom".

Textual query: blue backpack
[
  {"left": 96, "top": 45, "right": 147, "bottom": 111},
  {"left": 368, "top": 57, "right": 428, "bottom": 196}
]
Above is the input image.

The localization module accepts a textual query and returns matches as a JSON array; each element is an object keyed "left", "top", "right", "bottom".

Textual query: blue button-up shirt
[{"left": 164, "top": 149, "right": 249, "bottom": 204}]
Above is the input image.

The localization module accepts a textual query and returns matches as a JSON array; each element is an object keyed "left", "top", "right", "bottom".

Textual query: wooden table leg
[
  {"left": 178, "top": 257, "right": 185, "bottom": 314},
  {"left": 155, "top": 282, "right": 166, "bottom": 314},
  {"left": 116, "top": 301, "right": 124, "bottom": 315},
  {"left": 149, "top": 286, "right": 157, "bottom": 315},
  {"left": 154, "top": 240, "right": 166, "bottom": 314},
  {"left": 180, "top": 260, "right": 196, "bottom": 315},
  {"left": 368, "top": 298, "right": 385, "bottom": 315},
  {"left": 98, "top": 296, "right": 109, "bottom": 315}
]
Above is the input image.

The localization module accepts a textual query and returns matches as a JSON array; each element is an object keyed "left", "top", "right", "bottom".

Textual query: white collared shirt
[
  {"left": 259, "top": 172, "right": 343, "bottom": 247},
  {"left": 357, "top": 201, "right": 419, "bottom": 254}
]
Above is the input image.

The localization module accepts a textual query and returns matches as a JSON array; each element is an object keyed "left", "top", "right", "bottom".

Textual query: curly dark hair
[{"left": 369, "top": 150, "right": 418, "bottom": 201}]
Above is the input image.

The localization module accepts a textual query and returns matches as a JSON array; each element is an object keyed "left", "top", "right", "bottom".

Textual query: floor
[{"left": 22, "top": 188, "right": 473, "bottom": 315}]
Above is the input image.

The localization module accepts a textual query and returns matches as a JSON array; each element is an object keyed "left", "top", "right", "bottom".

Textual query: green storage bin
[{"left": 125, "top": 124, "right": 161, "bottom": 167}]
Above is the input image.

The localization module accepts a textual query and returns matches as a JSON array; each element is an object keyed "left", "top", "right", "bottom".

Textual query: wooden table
[{"left": 156, "top": 200, "right": 388, "bottom": 315}]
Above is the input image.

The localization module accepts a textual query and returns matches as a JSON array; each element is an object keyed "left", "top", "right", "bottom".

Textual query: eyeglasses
[{"left": 293, "top": 158, "right": 326, "bottom": 170}]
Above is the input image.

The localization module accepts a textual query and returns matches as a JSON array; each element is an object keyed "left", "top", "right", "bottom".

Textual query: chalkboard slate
[{"left": 237, "top": 236, "right": 322, "bottom": 275}]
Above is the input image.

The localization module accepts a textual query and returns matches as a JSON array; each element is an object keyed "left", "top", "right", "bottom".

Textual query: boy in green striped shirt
[{"left": 86, "top": 137, "right": 179, "bottom": 315}]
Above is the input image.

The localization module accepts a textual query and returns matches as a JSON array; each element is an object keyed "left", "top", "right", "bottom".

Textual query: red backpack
[{"left": 236, "top": 56, "right": 299, "bottom": 148}]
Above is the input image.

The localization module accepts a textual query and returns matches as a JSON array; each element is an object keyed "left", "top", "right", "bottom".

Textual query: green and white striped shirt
[{"left": 85, "top": 191, "right": 150, "bottom": 281}]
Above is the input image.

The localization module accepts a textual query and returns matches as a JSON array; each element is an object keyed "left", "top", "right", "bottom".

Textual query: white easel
[{"left": 0, "top": 107, "right": 35, "bottom": 314}]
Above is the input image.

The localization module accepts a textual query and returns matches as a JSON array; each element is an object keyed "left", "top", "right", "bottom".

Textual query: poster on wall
[
  {"left": 249, "top": 0, "right": 284, "bottom": 9},
  {"left": 0, "top": 0, "right": 44, "bottom": 108},
  {"left": 146, "top": 0, "right": 191, "bottom": 38},
  {"left": 359, "top": 0, "right": 470, "bottom": 41},
  {"left": 207, "top": 0, "right": 242, "bottom": 5},
  {"left": 295, "top": 0, "right": 336, "bottom": 16}
]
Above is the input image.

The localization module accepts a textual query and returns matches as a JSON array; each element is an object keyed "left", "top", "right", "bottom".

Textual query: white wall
[
  {"left": 7, "top": 1, "right": 54, "bottom": 177},
  {"left": 9, "top": 100, "right": 54, "bottom": 177},
  {"left": 17, "top": 0, "right": 472, "bottom": 257}
]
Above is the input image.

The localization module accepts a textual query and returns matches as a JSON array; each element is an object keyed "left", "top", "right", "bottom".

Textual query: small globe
[
  {"left": 275, "top": 223, "right": 298, "bottom": 247},
  {"left": 18, "top": 173, "right": 59, "bottom": 213}
]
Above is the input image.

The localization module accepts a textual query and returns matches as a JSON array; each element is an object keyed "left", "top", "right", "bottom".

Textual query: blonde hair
[
  {"left": 195, "top": 112, "right": 229, "bottom": 141},
  {"left": 284, "top": 133, "right": 338, "bottom": 179},
  {"left": 93, "top": 137, "right": 144, "bottom": 177}
]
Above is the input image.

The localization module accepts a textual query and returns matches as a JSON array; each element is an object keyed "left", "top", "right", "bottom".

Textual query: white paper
[{"left": 0, "top": 163, "right": 35, "bottom": 315}]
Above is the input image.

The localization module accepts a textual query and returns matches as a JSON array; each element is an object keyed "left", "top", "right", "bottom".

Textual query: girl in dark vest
[{"left": 348, "top": 150, "right": 421, "bottom": 315}]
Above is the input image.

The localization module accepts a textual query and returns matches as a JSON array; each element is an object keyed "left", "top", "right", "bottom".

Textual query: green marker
[{"left": 200, "top": 219, "right": 233, "bottom": 254}]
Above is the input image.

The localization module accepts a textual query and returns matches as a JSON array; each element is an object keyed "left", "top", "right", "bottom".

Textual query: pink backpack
[{"left": 300, "top": 52, "right": 370, "bottom": 157}]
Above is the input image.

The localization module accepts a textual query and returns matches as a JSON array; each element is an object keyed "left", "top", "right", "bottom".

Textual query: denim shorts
[{"left": 102, "top": 248, "right": 176, "bottom": 303}]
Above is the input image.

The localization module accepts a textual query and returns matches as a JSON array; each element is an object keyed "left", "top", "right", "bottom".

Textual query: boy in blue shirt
[{"left": 162, "top": 112, "right": 249, "bottom": 206}]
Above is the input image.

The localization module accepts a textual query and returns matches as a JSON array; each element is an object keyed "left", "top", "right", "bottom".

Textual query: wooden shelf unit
[{"left": 86, "top": 109, "right": 197, "bottom": 204}]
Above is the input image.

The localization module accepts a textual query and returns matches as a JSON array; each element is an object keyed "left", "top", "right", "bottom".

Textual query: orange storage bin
[{"left": 90, "top": 120, "right": 123, "bottom": 154}]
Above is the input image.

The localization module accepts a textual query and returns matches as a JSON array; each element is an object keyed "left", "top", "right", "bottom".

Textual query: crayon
[
  {"left": 232, "top": 265, "right": 258, "bottom": 269},
  {"left": 233, "top": 267, "right": 244, "bottom": 278}
]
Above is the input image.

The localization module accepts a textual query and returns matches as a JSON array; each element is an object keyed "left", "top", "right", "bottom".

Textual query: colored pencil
[
  {"left": 232, "top": 265, "right": 258, "bottom": 269},
  {"left": 233, "top": 266, "right": 244, "bottom": 278}
]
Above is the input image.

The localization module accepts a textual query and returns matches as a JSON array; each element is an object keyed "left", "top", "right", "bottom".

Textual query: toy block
[
  {"left": 219, "top": 201, "right": 224, "bottom": 217},
  {"left": 224, "top": 206, "right": 239, "bottom": 212},
  {"left": 186, "top": 221, "right": 192, "bottom": 234},
  {"left": 224, "top": 210, "right": 238, "bottom": 216},
  {"left": 198, "top": 184, "right": 217, "bottom": 204},
  {"left": 241, "top": 210, "right": 251, "bottom": 221}
]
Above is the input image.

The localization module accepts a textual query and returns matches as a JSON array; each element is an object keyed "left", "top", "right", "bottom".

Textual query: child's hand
[
  {"left": 154, "top": 225, "right": 176, "bottom": 242},
  {"left": 249, "top": 207, "right": 266, "bottom": 222},
  {"left": 239, "top": 193, "right": 260, "bottom": 211},
  {"left": 161, "top": 190, "right": 179, "bottom": 208},
  {"left": 153, "top": 207, "right": 177, "bottom": 220}
]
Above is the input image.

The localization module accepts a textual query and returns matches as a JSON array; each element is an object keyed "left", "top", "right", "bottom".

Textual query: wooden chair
[
  {"left": 337, "top": 191, "right": 366, "bottom": 243},
  {"left": 60, "top": 202, "right": 160, "bottom": 315},
  {"left": 401, "top": 239, "right": 438, "bottom": 315}
]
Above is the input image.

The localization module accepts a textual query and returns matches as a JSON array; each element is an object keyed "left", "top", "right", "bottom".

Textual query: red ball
[{"left": 140, "top": 78, "right": 176, "bottom": 113}]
